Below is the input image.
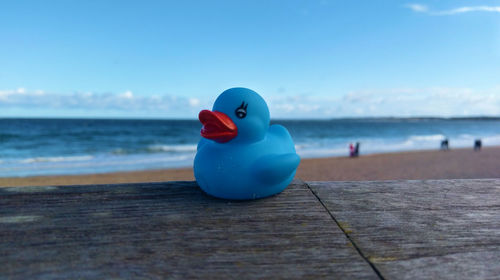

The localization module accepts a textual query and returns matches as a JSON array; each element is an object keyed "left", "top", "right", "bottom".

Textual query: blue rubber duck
[{"left": 194, "top": 87, "right": 300, "bottom": 200}]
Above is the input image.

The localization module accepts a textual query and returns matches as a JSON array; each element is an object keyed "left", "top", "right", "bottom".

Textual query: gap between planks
[{"left": 302, "top": 180, "right": 386, "bottom": 280}]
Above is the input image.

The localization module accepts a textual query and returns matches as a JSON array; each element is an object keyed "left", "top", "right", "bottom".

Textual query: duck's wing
[
  {"left": 252, "top": 153, "right": 300, "bottom": 184},
  {"left": 269, "top": 123, "right": 293, "bottom": 141}
]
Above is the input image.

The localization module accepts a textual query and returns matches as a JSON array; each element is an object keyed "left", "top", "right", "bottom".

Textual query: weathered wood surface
[
  {"left": 2, "top": 179, "right": 500, "bottom": 279},
  {"left": 308, "top": 179, "right": 500, "bottom": 280},
  {"left": 0, "top": 180, "right": 376, "bottom": 279}
]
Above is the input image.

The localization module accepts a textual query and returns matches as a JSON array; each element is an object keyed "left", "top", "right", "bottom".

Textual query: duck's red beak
[{"left": 199, "top": 110, "right": 238, "bottom": 143}]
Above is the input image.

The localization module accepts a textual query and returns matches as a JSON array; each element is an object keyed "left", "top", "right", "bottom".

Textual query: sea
[{"left": 1, "top": 118, "right": 500, "bottom": 177}]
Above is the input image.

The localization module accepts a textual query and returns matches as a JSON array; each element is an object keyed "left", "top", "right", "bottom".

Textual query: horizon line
[{"left": 1, "top": 115, "right": 500, "bottom": 121}]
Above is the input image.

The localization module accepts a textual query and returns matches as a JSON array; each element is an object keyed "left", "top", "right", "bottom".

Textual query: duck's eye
[{"left": 235, "top": 102, "right": 248, "bottom": 119}]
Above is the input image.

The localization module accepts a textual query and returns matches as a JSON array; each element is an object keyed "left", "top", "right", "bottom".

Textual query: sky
[{"left": 1, "top": 0, "right": 500, "bottom": 119}]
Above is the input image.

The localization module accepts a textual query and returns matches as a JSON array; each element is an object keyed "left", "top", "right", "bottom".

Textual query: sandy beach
[{"left": 1, "top": 147, "right": 499, "bottom": 187}]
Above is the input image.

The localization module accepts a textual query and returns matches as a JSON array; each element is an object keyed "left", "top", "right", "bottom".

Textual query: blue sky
[{"left": 1, "top": 0, "right": 499, "bottom": 119}]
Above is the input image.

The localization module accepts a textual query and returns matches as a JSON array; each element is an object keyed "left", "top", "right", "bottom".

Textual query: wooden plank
[
  {"left": 0, "top": 180, "right": 377, "bottom": 279},
  {"left": 308, "top": 179, "right": 500, "bottom": 280}
]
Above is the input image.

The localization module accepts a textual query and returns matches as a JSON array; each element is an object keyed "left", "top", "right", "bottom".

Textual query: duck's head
[{"left": 199, "top": 87, "right": 270, "bottom": 144}]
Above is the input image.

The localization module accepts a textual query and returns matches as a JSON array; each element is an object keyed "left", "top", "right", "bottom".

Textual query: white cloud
[
  {"left": 267, "top": 87, "right": 500, "bottom": 118},
  {"left": 0, "top": 88, "right": 210, "bottom": 115},
  {"left": 406, "top": 3, "right": 428, "bottom": 13},
  {"left": 188, "top": 98, "right": 200, "bottom": 107},
  {"left": 120, "top": 90, "right": 134, "bottom": 99},
  {"left": 0, "top": 88, "right": 33, "bottom": 101},
  {"left": 405, "top": 3, "right": 500, "bottom": 15},
  {"left": 436, "top": 6, "right": 500, "bottom": 15},
  {"left": 2, "top": 87, "right": 500, "bottom": 118}
]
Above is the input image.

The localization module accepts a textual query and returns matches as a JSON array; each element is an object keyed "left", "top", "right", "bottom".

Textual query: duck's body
[
  {"left": 193, "top": 88, "right": 300, "bottom": 200},
  {"left": 195, "top": 124, "right": 299, "bottom": 200}
]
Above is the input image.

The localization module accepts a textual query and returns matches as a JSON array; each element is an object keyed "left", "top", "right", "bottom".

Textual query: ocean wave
[
  {"left": 19, "top": 155, "right": 94, "bottom": 164},
  {"left": 408, "top": 134, "right": 446, "bottom": 141},
  {"left": 147, "top": 144, "right": 197, "bottom": 153},
  {"left": 457, "top": 134, "right": 475, "bottom": 139},
  {"left": 294, "top": 132, "right": 500, "bottom": 159},
  {"left": 482, "top": 135, "right": 500, "bottom": 144},
  {"left": 0, "top": 153, "right": 195, "bottom": 177}
]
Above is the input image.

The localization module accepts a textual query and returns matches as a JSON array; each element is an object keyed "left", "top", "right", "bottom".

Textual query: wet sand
[{"left": 1, "top": 147, "right": 499, "bottom": 187}]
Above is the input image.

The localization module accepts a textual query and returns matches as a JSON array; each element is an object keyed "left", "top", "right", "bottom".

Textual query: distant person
[
  {"left": 440, "top": 139, "right": 449, "bottom": 150},
  {"left": 474, "top": 139, "right": 482, "bottom": 151},
  {"left": 354, "top": 142, "right": 360, "bottom": 157},
  {"left": 349, "top": 143, "right": 355, "bottom": 157}
]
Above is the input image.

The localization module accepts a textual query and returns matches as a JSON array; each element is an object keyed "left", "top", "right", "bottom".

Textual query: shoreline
[{"left": 1, "top": 146, "right": 499, "bottom": 187}]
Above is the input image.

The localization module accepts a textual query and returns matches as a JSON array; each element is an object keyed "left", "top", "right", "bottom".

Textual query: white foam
[
  {"left": 1, "top": 153, "right": 195, "bottom": 177},
  {"left": 408, "top": 134, "right": 446, "bottom": 141},
  {"left": 19, "top": 155, "right": 94, "bottom": 164},
  {"left": 147, "top": 144, "right": 197, "bottom": 153},
  {"left": 481, "top": 135, "right": 500, "bottom": 145},
  {"left": 295, "top": 133, "right": 500, "bottom": 159}
]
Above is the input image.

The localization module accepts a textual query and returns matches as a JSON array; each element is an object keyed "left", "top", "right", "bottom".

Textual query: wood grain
[
  {"left": 0, "top": 180, "right": 376, "bottom": 279},
  {"left": 308, "top": 179, "right": 500, "bottom": 280}
]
